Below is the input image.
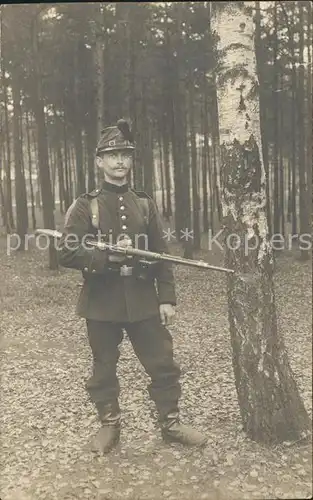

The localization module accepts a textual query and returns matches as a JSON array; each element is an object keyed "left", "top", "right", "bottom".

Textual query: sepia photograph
[{"left": 0, "top": 2, "right": 312, "bottom": 499}]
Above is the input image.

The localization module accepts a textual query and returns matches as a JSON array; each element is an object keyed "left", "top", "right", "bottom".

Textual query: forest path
[{"left": 0, "top": 236, "right": 311, "bottom": 500}]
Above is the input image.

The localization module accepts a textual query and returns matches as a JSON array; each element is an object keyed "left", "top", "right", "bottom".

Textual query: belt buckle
[{"left": 120, "top": 265, "right": 133, "bottom": 276}]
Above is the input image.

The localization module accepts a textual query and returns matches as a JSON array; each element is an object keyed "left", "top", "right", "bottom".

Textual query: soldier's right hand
[{"left": 108, "top": 237, "right": 133, "bottom": 263}]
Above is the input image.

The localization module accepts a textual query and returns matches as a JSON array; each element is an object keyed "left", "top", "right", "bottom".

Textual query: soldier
[{"left": 58, "top": 120, "right": 207, "bottom": 454}]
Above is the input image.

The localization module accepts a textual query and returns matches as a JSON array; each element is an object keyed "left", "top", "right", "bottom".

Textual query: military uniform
[
  {"left": 58, "top": 120, "right": 207, "bottom": 452},
  {"left": 58, "top": 180, "right": 181, "bottom": 419},
  {"left": 59, "top": 182, "right": 176, "bottom": 323}
]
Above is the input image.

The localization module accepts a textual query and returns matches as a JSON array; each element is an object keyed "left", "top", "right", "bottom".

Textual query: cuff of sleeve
[{"left": 157, "top": 283, "right": 177, "bottom": 306}]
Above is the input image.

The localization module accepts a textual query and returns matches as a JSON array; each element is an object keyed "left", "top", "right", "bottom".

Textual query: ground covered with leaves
[{"left": 0, "top": 234, "right": 312, "bottom": 500}]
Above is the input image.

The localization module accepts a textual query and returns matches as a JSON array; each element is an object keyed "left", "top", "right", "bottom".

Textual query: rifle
[{"left": 35, "top": 228, "right": 234, "bottom": 274}]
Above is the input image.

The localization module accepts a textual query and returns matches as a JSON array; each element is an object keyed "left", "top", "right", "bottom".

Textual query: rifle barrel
[{"left": 34, "top": 229, "right": 234, "bottom": 274}]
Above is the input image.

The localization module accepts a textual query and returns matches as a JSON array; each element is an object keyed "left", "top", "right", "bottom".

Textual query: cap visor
[{"left": 98, "top": 146, "right": 135, "bottom": 153}]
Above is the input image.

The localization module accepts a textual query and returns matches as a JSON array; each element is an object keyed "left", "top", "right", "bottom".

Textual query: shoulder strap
[
  {"left": 85, "top": 188, "right": 101, "bottom": 230},
  {"left": 89, "top": 197, "right": 99, "bottom": 230},
  {"left": 64, "top": 189, "right": 101, "bottom": 230},
  {"left": 64, "top": 199, "right": 78, "bottom": 227}
]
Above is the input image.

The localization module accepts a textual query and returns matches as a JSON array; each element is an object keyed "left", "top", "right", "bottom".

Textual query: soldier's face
[{"left": 96, "top": 150, "right": 133, "bottom": 183}]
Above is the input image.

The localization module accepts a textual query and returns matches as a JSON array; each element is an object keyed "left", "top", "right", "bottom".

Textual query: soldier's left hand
[{"left": 159, "top": 304, "right": 176, "bottom": 326}]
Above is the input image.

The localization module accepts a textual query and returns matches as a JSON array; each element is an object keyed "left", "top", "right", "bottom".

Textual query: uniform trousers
[{"left": 85, "top": 315, "right": 181, "bottom": 420}]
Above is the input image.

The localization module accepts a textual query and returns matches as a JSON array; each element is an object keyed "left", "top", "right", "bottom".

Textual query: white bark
[
  {"left": 213, "top": 5, "right": 263, "bottom": 145},
  {"left": 212, "top": 2, "right": 270, "bottom": 265}
]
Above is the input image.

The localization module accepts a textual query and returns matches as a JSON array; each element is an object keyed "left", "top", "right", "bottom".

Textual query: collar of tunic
[{"left": 102, "top": 180, "right": 129, "bottom": 193}]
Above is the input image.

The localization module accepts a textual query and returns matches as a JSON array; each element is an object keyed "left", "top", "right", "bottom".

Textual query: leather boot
[
  {"left": 91, "top": 404, "right": 121, "bottom": 454},
  {"left": 160, "top": 411, "right": 207, "bottom": 448}
]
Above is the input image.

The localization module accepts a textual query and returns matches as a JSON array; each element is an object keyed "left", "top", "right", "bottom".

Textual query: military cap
[{"left": 96, "top": 119, "right": 135, "bottom": 155}]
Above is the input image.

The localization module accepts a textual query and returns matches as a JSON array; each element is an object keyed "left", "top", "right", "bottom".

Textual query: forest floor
[{"left": 0, "top": 216, "right": 312, "bottom": 500}]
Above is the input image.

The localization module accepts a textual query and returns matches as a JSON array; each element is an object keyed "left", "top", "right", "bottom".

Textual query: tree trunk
[
  {"left": 213, "top": 2, "right": 311, "bottom": 444},
  {"left": 86, "top": 134, "right": 96, "bottom": 193},
  {"left": 1, "top": 51, "right": 14, "bottom": 230},
  {"left": 140, "top": 80, "right": 154, "bottom": 196},
  {"left": 286, "top": 3, "right": 298, "bottom": 236},
  {"left": 0, "top": 140, "right": 8, "bottom": 229},
  {"left": 31, "top": 15, "right": 58, "bottom": 269},
  {"left": 53, "top": 148, "right": 58, "bottom": 208},
  {"left": 73, "top": 43, "right": 86, "bottom": 196},
  {"left": 255, "top": 0, "right": 272, "bottom": 237},
  {"left": 162, "top": 111, "right": 173, "bottom": 220},
  {"left": 31, "top": 124, "right": 41, "bottom": 209},
  {"left": 202, "top": 76, "right": 211, "bottom": 233},
  {"left": 273, "top": 2, "right": 280, "bottom": 237},
  {"left": 25, "top": 110, "right": 36, "bottom": 229},
  {"left": 211, "top": 82, "right": 223, "bottom": 223},
  {"left": 189, "top": 78, "right": 201, "bottom": 250},
  {"left": 157, "top": 130, "right": 167, "bottom": 218},
  {"left": 279, "top": 72, "right": 285, "bottom": 238},
  {"left": 73, "top": 124, "right": 85, "bottom": 196},
  {"left": 128, "top": 10, "right": 141, "bottom": 190},
  {"left": 85, "top": 105, "right": 96, "bottom": 193},
  {"left": 0, "top": 170, "right": 6, "bottom": 228},
  {"left": 298, "top": 2, "right": 309, "bottom": 260},
  {"left": 0, "top": 145, "right": 7, "bottom": 227},
  {"left": 57, "top": 144, "right": 65, "bottom": 214},
  {"left": 306, "top": 2, "right": 312, "bottom": 233},
  {"left": 69, "top": 146, "right": 76, "bottom": 196},
  {"left": 11, "top": 67, "right": 28, "bottom": 249},
  {"left": 206, "top": 84, "right": 216, "bottom": 233},
  {"left": 171, "top": 5, "right": 193, "bottom": 258},
  {"left": 53, "top": 108, "right": 65, "bottom": 214},
  {"left": 49, "top": 141, "right": 56, "bottom": 210},
  {"left": 287, "top": 154, "right": 292, "bottom": 223},
  {"left": 290, "top": 81, "right": 297, "bottom": 236},
  {"left": 175, "top": 82, "right": 193, "bottom": 258},
  {"left": 63, "top": 115, "right": 71, "bottom": 209},
  {"left": 95, "top": 9, "right": 105, "bottom": 142},
  {"left": 168, "top": 70, "right": 183, "bottom": 235},
  {"left": 68, "top": 144, "right": 74, "bottom": 203}
]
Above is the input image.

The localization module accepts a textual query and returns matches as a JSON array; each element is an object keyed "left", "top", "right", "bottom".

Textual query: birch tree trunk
[{"left": 212, "top": 2, "right": 311, "bottom": 444}]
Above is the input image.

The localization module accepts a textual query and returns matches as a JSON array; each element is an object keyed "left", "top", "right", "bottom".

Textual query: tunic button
[
  {"left": 122, "top": 225, "right": 127, "bottom": 230},
  {"left": 119, "top": 196, "right": 124, "bottom": 201},
  {"left": 83, "top": 267, "right": 88, "bottom": 272},
  {"left": 120, "top": 205, "right": 125, "bottom": 211},
  {"left": 121, "top": 215, "right": 126, "bottom": 220},
  {"left": 91, "top": 269, "right": 96, "bottom": 273}
]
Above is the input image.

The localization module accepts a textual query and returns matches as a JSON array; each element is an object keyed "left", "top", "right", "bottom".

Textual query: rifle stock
[{"left": 34, "top": 228, "right": 234, "bottom": 274}]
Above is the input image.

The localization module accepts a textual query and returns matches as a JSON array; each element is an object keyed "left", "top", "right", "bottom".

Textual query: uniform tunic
[{"left": 58, "top": 181, "right": 177, "bottom": 323}]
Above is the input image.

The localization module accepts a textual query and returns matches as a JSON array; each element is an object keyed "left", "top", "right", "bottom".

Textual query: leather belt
[
  {"left": 107, "top": 263, "right": 133, "bottom": 276},
  {"left": 107, "top": 260, "right": 159, "bottom": 278}
]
